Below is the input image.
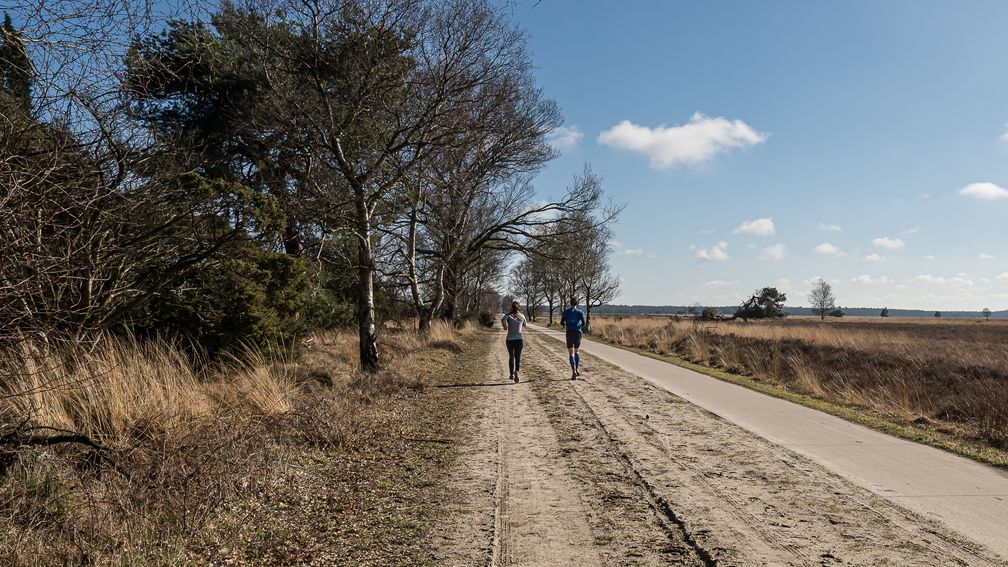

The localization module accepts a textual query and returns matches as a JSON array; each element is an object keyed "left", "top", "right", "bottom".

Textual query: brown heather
[{"left": 591, "top": 315, "right": 1008, "bottom": 451}]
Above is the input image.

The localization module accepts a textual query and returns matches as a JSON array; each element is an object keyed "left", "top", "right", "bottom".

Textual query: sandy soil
[{"left": 431, "top": 330, "right": 1007, "bottom": 566}]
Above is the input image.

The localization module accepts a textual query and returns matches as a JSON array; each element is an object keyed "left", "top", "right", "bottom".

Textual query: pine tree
[{"left": 0, "top": 12, "right": 32, "bottom": 113}]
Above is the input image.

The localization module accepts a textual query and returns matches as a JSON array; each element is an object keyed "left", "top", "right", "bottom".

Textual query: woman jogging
[{"left": 501, "top": 301, "right": 527, "bottom": 382}]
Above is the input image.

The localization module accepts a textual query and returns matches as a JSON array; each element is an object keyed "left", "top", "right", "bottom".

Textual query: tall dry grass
[
  {"left": 0, "top": 320, "right": 476, "bottom": 565},
  {"left": 592, "top": 316, "right": 1008, "bottom": 450},
  {"left": 0, "top": 336, "right": 298, "bottom": 448},
  {"left": 0, "top": 320, "right": 473, "bottom": 448}
]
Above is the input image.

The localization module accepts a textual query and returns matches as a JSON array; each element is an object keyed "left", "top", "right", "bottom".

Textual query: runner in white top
[{"left": 501, "top": 301, "right": 527, "bottom": 382}]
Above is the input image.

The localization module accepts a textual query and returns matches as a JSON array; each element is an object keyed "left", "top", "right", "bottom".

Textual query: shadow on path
[{"left": 437, "top": 377, "right": 574, "bottom": 389}]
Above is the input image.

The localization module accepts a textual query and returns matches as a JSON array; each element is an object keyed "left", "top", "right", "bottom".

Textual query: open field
[
  {"left": 589, "top": 315, "right": 1008, "bottom": 463},
  {"left": 0, "top": 322, "right": 488, "bottom": 565}
]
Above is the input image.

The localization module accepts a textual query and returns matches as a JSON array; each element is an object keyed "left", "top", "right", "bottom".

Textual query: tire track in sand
[{"left": 521, "top": 330, "right": 1006, "bottom": 567}]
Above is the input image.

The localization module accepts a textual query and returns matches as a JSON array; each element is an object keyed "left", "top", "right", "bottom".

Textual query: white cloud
[
  {"left": 998, "top": 272, "right": 1008, "bottom": 282},
  {"left": 621, "top": 247, "right": 644, "bottom": 256},
  {"left": 597, "top": 112, "right": 767, "bottom": 168},
  {"left": 851, "top": 274, "right": 893, "bottom": 285},
  {"left": 805, "top": 275, "right": 839, "bottom": 285},
  {"left": 814, "top": 243, "right": 846, "bottom": 257},
  {"left": 902, "top": 226, "right": 920, "bottom": 235},
  {"left": 979, "top": 252, "right": 995, "bottom": 260},
  {"left": 817, "top": 222, "right": 842, "bottom": 232},
  {"left": 695, "top": 241, "right": 729, "bottom": 262},
  {"left": 733, "top": 217, "right": 775, "bottom": 236},
  {"left": 608, "top": 240, "right": 623, "bottom": 249},
  {"left": 951, "top": 274, "right": 974, "bottom": 288},
  {"left": 920, "top": 193, "right": 932, "bottom": 199},
  {"left": 758, "top": 243, "right": 788, "bottom": 260},
  {"left": 872, "top": 236, "right": 905, "bottom": 250},
  {"left": 546, "top": 125, "right": 583, "bottom": 151},
  {"left": 863, "top": 253, "right": 885, "bottom": 261},
  {"left": 959, "top": 182, "right": 1008, "bottom": 201},
  {"left": 1000, "top": 122, "right": 1008, "bottom": 141},
  {"left": 925, "top": 254, "right": 936, "bottom": 260},
  {"left": 913, "top": 273, "right": 974, "bottom": 288},
  {"left": 704, "top": 280, "right": 738, "bottom": 287}
]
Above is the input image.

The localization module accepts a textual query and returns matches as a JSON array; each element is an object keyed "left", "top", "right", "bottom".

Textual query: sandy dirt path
[{"left": 432, "top": 330, "right": 1006, "bottom": 566}]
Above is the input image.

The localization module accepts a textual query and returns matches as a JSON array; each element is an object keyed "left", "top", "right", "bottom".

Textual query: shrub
[
  {"left": 136, "top": 245, "right": 317, "bottom": 354},
  {"left": 478, "top": 311, "right": 495, "bottom": 328}
]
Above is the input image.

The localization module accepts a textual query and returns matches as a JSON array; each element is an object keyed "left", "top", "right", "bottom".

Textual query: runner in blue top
[{"left": 560, "top": 297, "right": 585, "bottom": 380}]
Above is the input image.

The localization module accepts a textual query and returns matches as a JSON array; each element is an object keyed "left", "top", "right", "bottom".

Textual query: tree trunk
[
  {"left": 441, "top": 262, "right": 459, "bottom": 322},
  {"left": 418, "top": 308, "right": 434, "bottom": 332},
  {"left": 405, "top": 200, "right": 430, "bottom": 332},
  {"left": 282, "top": 218, "right": 304, "bottom": 257},
  {"left": 355, "top": 197, "right": 379, "bottom": 371}
]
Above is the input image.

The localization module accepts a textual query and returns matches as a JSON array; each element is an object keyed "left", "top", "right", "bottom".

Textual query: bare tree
[
  {"left": 578, "top": 224, "right": 620, "bottom": 334},
  {"left": 983, "top": 307, "right": 991, "bottom": 322},
  {"left": 808, "top": 277, "right": 835, "bottom": 321},
  {"left": 508, "top": 257, "right": 543, "bottom": 321}
]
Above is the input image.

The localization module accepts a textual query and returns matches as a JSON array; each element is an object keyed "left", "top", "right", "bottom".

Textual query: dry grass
[
  {"left": 592, "top": 315, "right": 1008, "bottom": 453},
  {"left": 0, "top": 320, "right": 478, "bottom": 565}
]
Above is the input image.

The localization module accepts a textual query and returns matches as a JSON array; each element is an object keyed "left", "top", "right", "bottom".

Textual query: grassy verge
[
  {"left": 579, "top": 336, "right": 1008, "bottom": 469},
  {"left": 189, "top": 328, "right": 495, "bottom": 566},
  {"left": 0, "top": 324, "right": 495, "bottom": 565}
]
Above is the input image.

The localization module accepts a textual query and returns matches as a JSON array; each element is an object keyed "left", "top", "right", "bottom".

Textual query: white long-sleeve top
[{"left": 501, "top": 312, "right": 527, "bottom": 341}]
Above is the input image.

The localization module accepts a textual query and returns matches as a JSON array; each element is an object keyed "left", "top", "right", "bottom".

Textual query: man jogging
[{"left": 560, "top": 297, "right": 586, "bottom": 380}]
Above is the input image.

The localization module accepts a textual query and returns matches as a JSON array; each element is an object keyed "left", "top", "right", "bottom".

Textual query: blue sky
[{"left": 512, "top": 0, "right": 1008, "bottom": 310}]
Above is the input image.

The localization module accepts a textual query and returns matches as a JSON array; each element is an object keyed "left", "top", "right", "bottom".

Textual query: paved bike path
[{"left": 532, "top": 325, "right": 1008, "bottom": 560}]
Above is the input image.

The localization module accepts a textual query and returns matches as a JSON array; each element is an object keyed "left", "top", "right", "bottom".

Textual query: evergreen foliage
[{"left": 735, "top": 287, "right": 787, "bottom": 321}]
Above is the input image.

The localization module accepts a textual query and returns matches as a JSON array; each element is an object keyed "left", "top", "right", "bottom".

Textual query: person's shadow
[{"left": 436, "top": 376, "right": 572, "bottom": 388}]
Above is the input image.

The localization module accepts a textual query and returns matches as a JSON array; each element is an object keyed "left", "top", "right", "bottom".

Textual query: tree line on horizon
[
  {"left": 0, "top": 0, "right": 618, "bottom": 369},
  {"left": 592, "top": 295, "right": 1006, "bottom": 320},
  {"left": 504, "top": 210, "right": 621, "bottom": 334}
]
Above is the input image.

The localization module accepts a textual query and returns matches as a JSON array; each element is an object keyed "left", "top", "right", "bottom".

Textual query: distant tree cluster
[
  {"left": 511, "top": 190, "right": 622, "bottom": 333},
  {"left": 0, "top": 1, "right": 616, "bottom": 368}
]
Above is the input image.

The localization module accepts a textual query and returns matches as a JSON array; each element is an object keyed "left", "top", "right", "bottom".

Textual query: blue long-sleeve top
[{"left": 560, "top": 307, "right": 585, "bottom": 332}]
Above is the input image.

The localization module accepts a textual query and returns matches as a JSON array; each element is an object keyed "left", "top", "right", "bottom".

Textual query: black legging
[{"left": 506, "top": 339, "right": 523, "bottom": 374}]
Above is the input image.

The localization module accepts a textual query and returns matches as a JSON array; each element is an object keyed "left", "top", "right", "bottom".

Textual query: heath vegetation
[{"left": 592, "top": 315, "right": 1008, "bottom": 459}]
